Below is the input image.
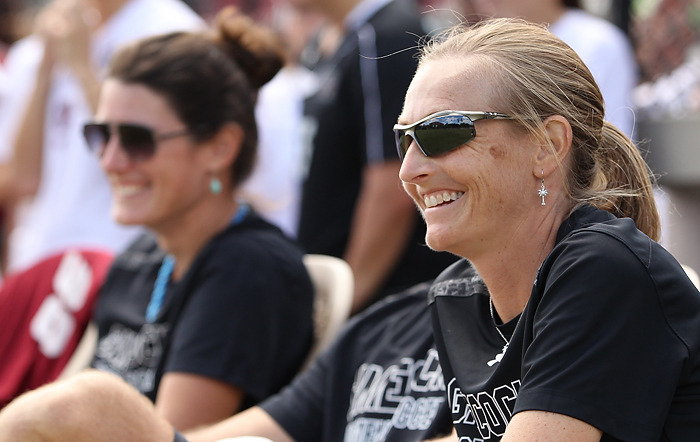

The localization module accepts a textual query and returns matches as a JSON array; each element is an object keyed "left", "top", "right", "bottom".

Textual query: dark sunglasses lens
[
  {"left": 415, "top": 115, "right": 476, "bottom": 156},
  {"left": 394, "top": 129, "right": 409, "bottom": 160},
  {"left": 83, "top": 124, "right": 110, "bottom": 155},
  {"left": 119, "top": 125, "right": 157, "bottom": 159}
]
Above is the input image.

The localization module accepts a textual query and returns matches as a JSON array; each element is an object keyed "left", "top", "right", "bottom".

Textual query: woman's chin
[
  {"left": 424, "top": 230, "right": 455, "bottom": 253},
  {"left": 111, "top": 210, "right": 146, "bottom": 227}
]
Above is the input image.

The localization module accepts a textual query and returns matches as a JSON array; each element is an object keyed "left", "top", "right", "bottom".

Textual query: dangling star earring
[
  {"left": 210, "top": 177, "right": 222, "bottom": 195},
  {"left": 538, "top": 170, "right": 548, "bottom": 206}
]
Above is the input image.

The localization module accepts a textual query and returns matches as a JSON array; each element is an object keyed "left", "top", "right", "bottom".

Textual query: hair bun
[{"left": 214, "top": 6, "right": 286, "bottom": 90}]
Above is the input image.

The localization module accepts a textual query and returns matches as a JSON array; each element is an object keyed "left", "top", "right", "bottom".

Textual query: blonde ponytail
[{"left": 588, "top": 122, "right": 660, "bottom": 240}]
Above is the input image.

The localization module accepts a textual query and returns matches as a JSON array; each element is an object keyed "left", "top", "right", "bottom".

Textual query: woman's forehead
[
  {"left": 98, "top": 80, "right": 176, "bottom": 122},
  {"left": 407, "top": 57, "right": 501, "bottom": 110}
]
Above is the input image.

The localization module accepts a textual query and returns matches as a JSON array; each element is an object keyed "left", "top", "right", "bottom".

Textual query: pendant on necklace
[
  {"left": 487, "top": 343, "right": 509, "bottom": 367},
  {"left": 488, "top": 297, "right": 510, "bottom": 367}
]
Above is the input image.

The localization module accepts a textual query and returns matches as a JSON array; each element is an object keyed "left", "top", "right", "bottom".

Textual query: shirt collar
[{"left": 555, "top": 204, "right": 616, "bottom": 243}]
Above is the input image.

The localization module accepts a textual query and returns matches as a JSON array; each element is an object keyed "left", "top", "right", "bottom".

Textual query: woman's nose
[
  {"left": 99, "top": 137, "right": 131, "bottom": 171},
  {"left": 398, "top": 138, "right": 430, "bottom": 184}
]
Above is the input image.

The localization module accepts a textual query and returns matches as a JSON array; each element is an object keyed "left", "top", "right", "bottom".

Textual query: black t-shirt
[
  {"left": 296, "top": 0, "right": 457, "bottom": 300},
  {"left": 431, "top": 205, "right": 700, "bottom": 441},
  {"left": 91, "top": 210, "right": 314, "bottom": 407},
  {"left": 261, "top": 281, "right": 454, "bottom": 442}
]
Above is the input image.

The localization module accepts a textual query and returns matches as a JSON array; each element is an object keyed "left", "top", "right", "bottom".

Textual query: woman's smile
[{"left": 423, "top": 190, "right": 465, "bottom": 209}]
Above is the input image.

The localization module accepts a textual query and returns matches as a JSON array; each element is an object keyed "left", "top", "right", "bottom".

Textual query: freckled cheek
[
  {"left": 488, "top": 145, "right": 507, "bottom": 159},
  {"left": 463, "top": 178, "right": 503, "bottom": 217}
]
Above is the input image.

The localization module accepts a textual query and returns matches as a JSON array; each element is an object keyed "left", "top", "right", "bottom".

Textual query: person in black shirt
[
  {"left": 295, "top": 0, "right": 458, "bottom": 313},
  {"left": 395, "top": 17, "right": 700, "bottom": 441}
]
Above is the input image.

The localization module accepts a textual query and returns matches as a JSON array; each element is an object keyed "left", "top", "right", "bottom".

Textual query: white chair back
[{"left": 302, "top": 254, "right": 354, "bottom": 367}]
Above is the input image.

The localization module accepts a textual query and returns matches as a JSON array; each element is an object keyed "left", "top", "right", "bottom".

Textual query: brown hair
[
  {"left": 418, "top": 18, "right": 660, "bottom": 240},
  {"left": 107, "top": 7, "right": 286, "bottom": 187}
]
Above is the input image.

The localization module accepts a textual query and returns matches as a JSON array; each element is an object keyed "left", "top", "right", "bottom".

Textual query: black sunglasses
[
  {"left": 393, "top": 110, "right": 513, "bottom": 161},
  {"left": 83, "top": 122, "right": 190, "bottom": 161}
]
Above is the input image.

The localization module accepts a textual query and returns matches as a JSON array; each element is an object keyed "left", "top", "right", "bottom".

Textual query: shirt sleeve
[
  {"left": 259, "top": 348, "right": 331, "bottom": 442},
  {"left": 514, "top": 230, "right": 686, "bottom": 440}
]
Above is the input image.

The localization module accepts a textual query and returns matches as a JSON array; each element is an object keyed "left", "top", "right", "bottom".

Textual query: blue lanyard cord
[
  {"left": 144, "top": 203, "right": 249, "bottom": 323},
  {"left": 145, "top": 254, "right": 175, "bottom": 323},
  {"left": 231, "top": 203, "right": 249, "bottom": 226}
]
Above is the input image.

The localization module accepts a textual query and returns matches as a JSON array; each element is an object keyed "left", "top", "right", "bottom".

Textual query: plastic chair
[
  {"left": 682, "top": 264, "right": 700, "bottom": 290},
  {"left": 302, "top": 254, "right": 354, "bottom": 367}
]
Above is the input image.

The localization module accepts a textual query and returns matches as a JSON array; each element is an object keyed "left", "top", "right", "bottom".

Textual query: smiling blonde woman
[{"left": 396, "top": 18, "right": 700, "bottom": 441}]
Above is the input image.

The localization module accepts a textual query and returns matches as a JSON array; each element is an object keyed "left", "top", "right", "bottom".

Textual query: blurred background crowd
[
  {"left": 0, "top": 0, "right": 698, "bottom": 281},
  {"left": 1, "top": 0, "right": 699, "bottom": 81}
]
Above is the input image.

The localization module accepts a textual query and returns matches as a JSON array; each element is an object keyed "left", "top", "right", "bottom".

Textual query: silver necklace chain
[{"left": 489, "top": 297, "right": 510, "bottom": 346}]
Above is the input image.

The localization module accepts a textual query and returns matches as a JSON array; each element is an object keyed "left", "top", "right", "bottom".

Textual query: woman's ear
[
  {"left": 534, "top": 115, "right": 572, "bottom": 178},
  {"left": 205, "top": 123, "right": 244, "bottom": 172}
]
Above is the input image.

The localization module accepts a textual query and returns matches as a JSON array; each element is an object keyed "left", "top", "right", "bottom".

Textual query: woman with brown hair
[{"left": 80, "top": 7, "right": 313, "bottom": 432}]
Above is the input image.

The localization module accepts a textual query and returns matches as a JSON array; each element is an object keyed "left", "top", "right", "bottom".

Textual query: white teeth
[
  {"left": 424, "top": 191, "right": 464, "bottom": 208},
  {"left": 114, "top": 185, "right": 144, "bottom": 197}
]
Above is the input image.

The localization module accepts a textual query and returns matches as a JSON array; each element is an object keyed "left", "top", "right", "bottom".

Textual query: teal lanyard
[{"left": 144, "top": 204, "right": 250, "bottom": 323}]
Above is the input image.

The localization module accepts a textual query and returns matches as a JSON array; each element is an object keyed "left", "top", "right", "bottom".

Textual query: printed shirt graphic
[
  {"left": 261, "top": 283, "right": 454, "bottom": 442},
  {"left": 0, "top": 249, "right": 113, "bottom": 408},
  {"left": 92, "top": 322, "right": 169, "bottom": 394},
  {"left": 429, "top": 262, "right": 522, "bottom": 441},
  {"left": 344, "top": 348, "right": 446, "bottom": 441}
]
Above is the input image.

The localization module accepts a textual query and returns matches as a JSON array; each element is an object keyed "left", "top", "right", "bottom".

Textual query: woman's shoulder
[
  {"left": 563, "top": 215, "right": 658, "bottom": 270},
  {"left": 555, "top": 206, "right": 655, "bottom": 263},
  {"left": 544, "top": 208, "right": 698, "bottom": 308}
]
